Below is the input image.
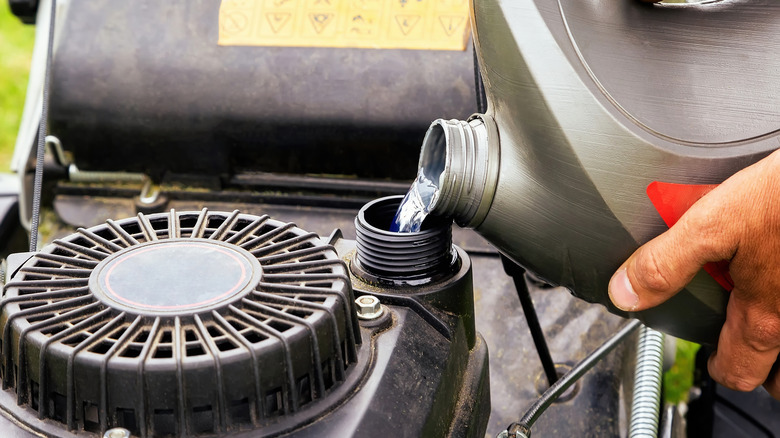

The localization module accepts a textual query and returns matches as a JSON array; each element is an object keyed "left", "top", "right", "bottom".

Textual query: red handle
[{"left": 646, "top": 181, "right": 734, "bottom": 291}]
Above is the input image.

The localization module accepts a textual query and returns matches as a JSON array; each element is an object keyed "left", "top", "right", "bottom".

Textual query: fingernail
[{"left": 609, "top": 268, "right": 639, "bottom": 311}]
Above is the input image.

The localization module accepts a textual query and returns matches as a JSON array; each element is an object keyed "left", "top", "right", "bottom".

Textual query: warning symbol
[
  {"left": 395, "top": 15, "right": 420, "bottom": 35},
  {"left": 266, "top": 13, "right": 292, "bottom": 33},
  {"left": 309, "top": 13, "right": 335, "bottom": 33},
  {"left": 221, "top": 11, "right": 249, "bottom": 35},
  {"left": 438, "top": 15, "right": 464, "bottom": 36},
  {"left": 349, "top": 14, "right": 376, "bottom": 36},
  {"left": 218, "top": 0, "right": 469, "bottom": 50}
]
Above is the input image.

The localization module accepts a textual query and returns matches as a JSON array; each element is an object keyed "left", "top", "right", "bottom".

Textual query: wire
[
  {"left": 504, "top": 319, "right": 642, "bottom": 438},
  {"left": 29, "top": 0, "right": 57, "bottom": 252}
]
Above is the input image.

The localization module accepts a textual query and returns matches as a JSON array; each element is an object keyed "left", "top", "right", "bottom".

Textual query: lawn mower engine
[
  {"left": 0, "top": 203, "right": 492, "bottom": 437},
  {"left": 7, "top": 0, "right": 759, "bottom": 437}
]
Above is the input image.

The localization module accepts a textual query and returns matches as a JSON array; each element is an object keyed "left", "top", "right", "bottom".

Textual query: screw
[
  {"left": 355, "top": 295, "right": 384, "bottom": 320},
  {"left": 104, "top": 428, "right": 132, "bottom": 438}
]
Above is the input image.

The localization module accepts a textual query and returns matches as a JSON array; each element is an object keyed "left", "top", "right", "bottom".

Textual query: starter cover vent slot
[{"left": 0, "top": 209, "right": 359, "bottom": 436}]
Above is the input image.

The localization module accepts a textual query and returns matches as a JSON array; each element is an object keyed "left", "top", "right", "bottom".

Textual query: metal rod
[
  {"left": 29, "top": 0, "right": 57, "bottom": 251},
  {"left": 501, "top": 257, "right": 558, "bottom": 387},
  {"left": 501, "top": 319, "right": 642, "bottom": 438}
]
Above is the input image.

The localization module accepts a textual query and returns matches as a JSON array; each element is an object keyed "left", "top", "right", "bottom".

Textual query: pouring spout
[{"left": 421, "top": 114, "right": 501, "bottom": 229}]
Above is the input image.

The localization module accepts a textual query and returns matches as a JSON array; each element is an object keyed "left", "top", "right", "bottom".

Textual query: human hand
[{"left": 608, "top": 150, "right": 780, "bottom": 398}]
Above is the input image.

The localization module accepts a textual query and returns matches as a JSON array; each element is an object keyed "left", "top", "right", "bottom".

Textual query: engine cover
[{"left": 0, "top": 209, "right": 489, "bottom": 437}]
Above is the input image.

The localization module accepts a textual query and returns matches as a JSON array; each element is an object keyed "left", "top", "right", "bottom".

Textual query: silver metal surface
[
  {"left": 424, "top": 0, "right": 780, "bottom": 343},
  {"left": 66, "top": 164, "right": 159, "bottom": 204},
  {"left": 355, "top": 295, "right": 384, "bottom": 320},
  {"left": 138, "top": 179, "right": 160, "bottom": 205},
  {"left": 629, "top": 326, "right": 664, "bottom": 438},
  {"left": 45, "top": 136, "right": 69, "bottom": 166},
  {"left": 658, "top": 404, "right": 686, "bottom": 438},
  {"left": 66, "top": 164, "right": 147, "bottom": 184},
  {"left": 103, "top": 428, "right": 131, "bottom": 438},
  {"left": 496, "top": 430, "right": 530, "bottom": 438},
  {"left": 423, "top": 116, "right": 500, "bottom": 229}
]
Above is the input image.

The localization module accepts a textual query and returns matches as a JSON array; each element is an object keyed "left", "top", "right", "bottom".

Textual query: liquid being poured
[{"left": 390, "top": 169, "right": 440, "bottom": 233}]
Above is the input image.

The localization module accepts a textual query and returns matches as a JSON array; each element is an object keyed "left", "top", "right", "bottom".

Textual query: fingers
[
  {"left": 709, "top": 294, "right": 780, "bottom": 393},
  {"left": 609, "top": 151, "right": 780, "bottom": 398},
  {"left": 609, "top": 196, "right": 737, "bottom": 312},
  {"left": 763, "top": 360, "right": 780, "bottom": 399},
  {"left": 608, "top": 235, "right": 700, "bottom": 312}
]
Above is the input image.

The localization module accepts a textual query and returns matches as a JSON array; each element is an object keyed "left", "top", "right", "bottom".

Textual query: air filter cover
[{"left": 0, "top": 209, "right": 359, "bottom": 436}]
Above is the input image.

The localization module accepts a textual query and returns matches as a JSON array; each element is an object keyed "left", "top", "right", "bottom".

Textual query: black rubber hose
[{"left": 29, "top": 0, "right": 57, "bottom": 252}]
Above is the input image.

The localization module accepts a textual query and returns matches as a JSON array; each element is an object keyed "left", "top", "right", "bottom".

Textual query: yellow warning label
[{"left": 218, "top": 0, "right": 470, "bottom": 51}]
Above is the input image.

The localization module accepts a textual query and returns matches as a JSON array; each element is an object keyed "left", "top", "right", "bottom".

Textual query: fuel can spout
[{"left": 419, "top": 116, "right": 501, "bottom": 230}]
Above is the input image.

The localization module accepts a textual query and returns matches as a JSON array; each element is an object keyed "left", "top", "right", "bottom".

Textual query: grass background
[
  {"left": 0, "top": 2, "right": 698, "bottom": 404},
  {"left": 665, "top": 339, "right": 699, "bottom": 403},
  {"left": 0, "top": 3, "right": 35, "bottom": 170}
]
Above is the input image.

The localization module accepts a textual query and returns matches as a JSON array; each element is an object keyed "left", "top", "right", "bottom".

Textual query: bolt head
[
  {"left": 355, "top": 295, "right": 384, "bottom": 320},
  {"left": 104, "top": 428, "right": 132, "bottom": 438}
]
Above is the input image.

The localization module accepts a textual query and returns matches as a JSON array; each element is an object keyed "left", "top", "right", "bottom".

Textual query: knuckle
[
  {"left": 720, "top": 375, "right": 761, "bottom": 393},
  {"left": 711, "top": 358, "right": 763, "bottom": 392},
  {"left": 633, "top": 248, "right": 672, "bottom": 293},
  {"left": 681, "top": 212, "right": 727, "bottom": 257},
  {"left": 742, "top": 317, "right": 780, "bottom": 353}
]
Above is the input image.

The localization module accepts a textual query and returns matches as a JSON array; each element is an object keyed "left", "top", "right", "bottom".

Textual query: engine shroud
[{"left": 0, "top": 209, "right": 360, "bottom": 436}]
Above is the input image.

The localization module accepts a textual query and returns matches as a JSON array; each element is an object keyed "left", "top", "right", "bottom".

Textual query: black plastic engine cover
[
  {"left": 0, "top": 210, "right": 489, "bottom": 437},
  {"left": 48, "top": 0, "right": 477, "bottom": 181}
]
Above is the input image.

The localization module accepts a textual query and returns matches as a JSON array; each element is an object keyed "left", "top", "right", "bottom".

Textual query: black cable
[
  {"left": 501, "top": 257, "right": 558, "bottom": 387},
  {"left": 505, "top": 319, "right": 642, "bottom": 437},
  {"left": 29, "top": 0, "right": 57, "bottom": 252}
]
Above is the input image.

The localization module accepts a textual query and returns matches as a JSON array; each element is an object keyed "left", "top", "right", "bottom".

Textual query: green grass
[
  {"left": 664, "top": 339, "right": 700, "bottom": 403},
  {"left": 0, "top": 4, "right": 35, "bottom": 170}
]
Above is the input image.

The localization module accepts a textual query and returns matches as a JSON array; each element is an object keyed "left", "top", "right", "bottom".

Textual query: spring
[{"left": 629, "top": 325, "right": 665, "bottom": 438}]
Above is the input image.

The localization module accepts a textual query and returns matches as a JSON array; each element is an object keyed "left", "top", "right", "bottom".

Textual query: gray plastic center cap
[{"left": 90, "top": 239, "right": 262, "bottom": 315}]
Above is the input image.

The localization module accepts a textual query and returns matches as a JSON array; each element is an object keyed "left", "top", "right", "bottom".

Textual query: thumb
[{"left": 609, "top": 206, "right": 735, "bottom": 312}]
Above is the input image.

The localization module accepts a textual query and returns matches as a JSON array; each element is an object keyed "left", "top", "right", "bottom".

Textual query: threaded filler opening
[{"left": 354, "top": 196, "right": 457, "bottom": 284}]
